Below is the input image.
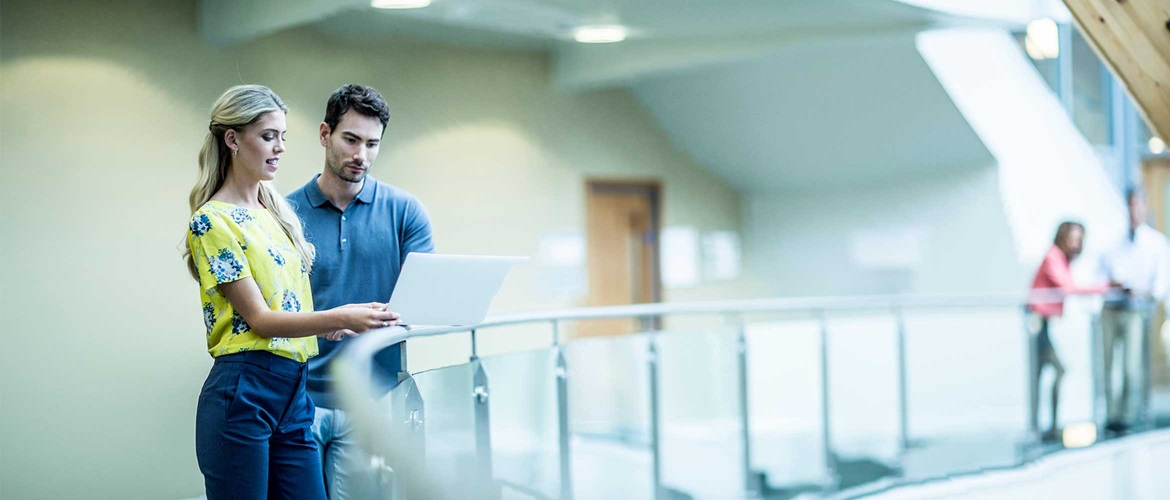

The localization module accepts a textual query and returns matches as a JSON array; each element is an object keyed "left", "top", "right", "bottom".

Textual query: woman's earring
[{"left": 232, "top": 148, "right": 238, "bottom": 159}]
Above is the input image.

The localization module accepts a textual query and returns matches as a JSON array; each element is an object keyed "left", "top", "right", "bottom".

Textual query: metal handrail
[
  {"left": 340, "top": 291, "right": 1041, "bottom": 363},
  {"left": 341, "top": 289, "right": 1121, "bottom": 365}
]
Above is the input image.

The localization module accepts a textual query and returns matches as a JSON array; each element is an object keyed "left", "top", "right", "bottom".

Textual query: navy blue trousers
[{"left": 196, "top": 351, "right": 327, "bottom": 500}]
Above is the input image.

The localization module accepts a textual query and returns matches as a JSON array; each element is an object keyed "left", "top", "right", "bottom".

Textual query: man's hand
[
  {"left": 339, "top": 302, "right": 387, "bottom": 310},
  {"left": 323, "top": 329, "right": 358, "bottom": 341}
]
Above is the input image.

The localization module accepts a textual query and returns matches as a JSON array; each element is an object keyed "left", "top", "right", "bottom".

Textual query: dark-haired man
[
  {"left": 1101, "top": 188, "right": 1169, "bottom": 434},
  {"left": 289, "top": 84, "right": 434, "bottom": 499}
]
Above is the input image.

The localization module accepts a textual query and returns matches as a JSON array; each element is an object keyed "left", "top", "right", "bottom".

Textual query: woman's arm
[
  {"left": 1041, "top": 253, "right": 1110, "bottom": 295},
  {"left": 219, "top": 277, "right": 400, "bottom": 339}
]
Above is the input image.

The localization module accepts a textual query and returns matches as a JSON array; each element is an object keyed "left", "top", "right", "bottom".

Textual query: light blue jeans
[{"left": 311, "top": 407, "right": 391, "bottom": 499}]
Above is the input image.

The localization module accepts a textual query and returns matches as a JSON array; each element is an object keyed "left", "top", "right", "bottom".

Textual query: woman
[
  {"left": 184, "top": 85, "right": 399, "bottom": 499},
  {"left": 1027, "top": 221, "right": 1110, "bottom": 442}
]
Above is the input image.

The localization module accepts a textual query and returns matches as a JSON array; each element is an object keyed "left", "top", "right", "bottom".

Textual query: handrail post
[
  {"left": 1141, "top": 308, "right": 1154, "bottom": 431},
  {"left": 895, "top": 307, "right": 910, "bottom": 471},
  {"left": 818, "top": 310, "right": 839, "bottom": 491},
  {"left": 391, "top": 376, "right": 426, "bottom": 499},
  {"left": 466, "top": 329, "right": 499, "bottom": 498},
  {"left": 553, "top": 320, "right": 574, "bottom": 500},
  {"left": 470, "top": 357, "right": 498, "bottom": 499},
  {"left": 648, "top": 332, "right": 665, "bottom": 500},
  {"left": 470, "top": 328, "right": 479, "bottom": 360},
  {"left": 729, "top": 313, "right": 763, "bottom": 498},
  {"left": 1090, "top": 312, "right": 1104, "bottom": 432},
  {"left": 1024, "top": 307, "right": 1040, "bottom": 442},
  {"left": 398, "top": 335, "right": 410, "bottom": 383}
]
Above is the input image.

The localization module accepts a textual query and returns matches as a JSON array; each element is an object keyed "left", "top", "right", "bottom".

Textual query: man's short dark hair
[
  {"left": 324, "top": 84, "right": 390, "bottom": 135},
  {"left": 1126, "top": 186, "right": 1145, "bottom": 204}
]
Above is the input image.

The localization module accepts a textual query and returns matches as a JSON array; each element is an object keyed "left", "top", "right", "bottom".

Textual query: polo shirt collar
[
  {"left": 305, "top": 174, "right": 329, "bottom": 208},
  {"left": 305, "top": 174, "right": 377, "bottom": 207},
  {"left": 355, "top": 176, "right": 376, "bottom": 204}
]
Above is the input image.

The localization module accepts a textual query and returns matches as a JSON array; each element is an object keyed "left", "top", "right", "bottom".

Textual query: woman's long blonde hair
[{"left": 184, "top": 85, "right": 315, "bottom": 280}]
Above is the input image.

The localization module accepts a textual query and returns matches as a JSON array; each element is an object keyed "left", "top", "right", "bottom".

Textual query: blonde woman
[{"left": 185, "top": 85, "right": 399, "bottom": 499}]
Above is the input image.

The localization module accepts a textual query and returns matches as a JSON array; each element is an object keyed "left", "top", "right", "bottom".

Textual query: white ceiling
[
  {"left": 201, "top": 0, "right": 1003, "bottom": 192},
  {"left": 306, "top": 0, "right": 949, "bottom": 46},
  {"left": 631, "top": 32, "right": 994, "bottom": 192}
]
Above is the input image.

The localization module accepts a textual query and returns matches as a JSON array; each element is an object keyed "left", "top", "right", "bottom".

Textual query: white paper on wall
[
  {"left": 702, "top": 231, "right": 741, "bottom": 281},
  {"left": 661, "top": 226, "right": 701, "bottom": 288},
  {"left": 848, "top": 227, "right": 928, "bottom": 270},
  {"left": 536, "top": 230, "right": 587, "bottom": 299},
  {"left": 537, "top": 230, "right": 586, "bottom": 267}
]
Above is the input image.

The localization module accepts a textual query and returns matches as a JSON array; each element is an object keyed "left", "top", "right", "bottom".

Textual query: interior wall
[
  {"left": 0, "top": 1, "right": 753, "bottom": 498},
  {"left": 743, "top": 167, "right": 1025, "bottom": 298}
]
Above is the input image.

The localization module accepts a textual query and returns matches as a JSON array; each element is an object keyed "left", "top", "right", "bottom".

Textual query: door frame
[{"left": 584, "top": 178, "right": 664, "bottom": 330}]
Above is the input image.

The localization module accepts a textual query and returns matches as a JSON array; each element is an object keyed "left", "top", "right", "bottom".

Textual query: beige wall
[
  {"left": 0, "top": 1, "right": 752, "bottom": 498},
  {"left": 743, "top": 167, "right": 1024, "bottom": 298}
]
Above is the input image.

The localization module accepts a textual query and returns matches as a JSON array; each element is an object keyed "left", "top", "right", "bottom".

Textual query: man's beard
[{"left": 329, "top": 158, "right": 366, "bottom": 183}]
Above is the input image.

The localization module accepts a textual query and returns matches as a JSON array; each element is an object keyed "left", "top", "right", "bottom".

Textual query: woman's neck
[{"left": 212, "top": 169, "right": 264, "bottom": 208}]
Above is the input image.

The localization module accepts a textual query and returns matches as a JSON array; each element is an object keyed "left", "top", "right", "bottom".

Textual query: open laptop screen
[{"left": 386, "top": 253, "right": 526, "bottom": 326}]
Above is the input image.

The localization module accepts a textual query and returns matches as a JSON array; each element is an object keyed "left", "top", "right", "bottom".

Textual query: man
[
  {"left": 288, "top": 84, "right": 434, "bottom": 498},
  {"left": 1101, "top": 188, "right": 1169, "bottom": 433},
  {"left": 1027, "top": 221, "right": 1109, "bottom": 441}
]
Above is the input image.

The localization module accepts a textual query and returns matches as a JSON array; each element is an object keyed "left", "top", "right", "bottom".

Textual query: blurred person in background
[
  {"left": 1028, "top": 221, "right": 1110, "bottom": 442},
  {"left": 185, "top": 84, "right": 399, "bottom": 499},
  {"left": 1100, "top": 188, "right": 1170, "bottom": 434}
]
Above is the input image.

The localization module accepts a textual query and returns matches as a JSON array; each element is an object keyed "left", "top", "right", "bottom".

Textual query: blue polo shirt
[{"left": 288, "top": 174, "right": 434, "bottom": 409}]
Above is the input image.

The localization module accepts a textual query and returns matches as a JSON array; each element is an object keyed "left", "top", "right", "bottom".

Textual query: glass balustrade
[{"left": 334, "top": 295, "right": 1162, "bottom": 499}]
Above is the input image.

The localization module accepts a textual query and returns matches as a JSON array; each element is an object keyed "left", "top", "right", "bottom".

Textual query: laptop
[{"left": 387, "top": 253, "right": 527, "bottom": 326}]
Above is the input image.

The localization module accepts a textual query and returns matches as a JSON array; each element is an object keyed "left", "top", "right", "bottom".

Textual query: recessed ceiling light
[
  {"left": 573, "top": 25, "right": 627, "bottom": 44},
  {"left": 371, "top": 0, "right": 431, "bottom": 9},
  {"left": 1151, "top": 137, "right": 1167, "bottom": 155},
  {"left": 1025, "top": 18, "right": 1059, "bottom": 60}
]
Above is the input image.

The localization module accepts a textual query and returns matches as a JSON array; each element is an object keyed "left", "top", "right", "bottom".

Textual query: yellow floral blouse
[{"left": 187, "top": 201, "right": 317, "bottom": 362}]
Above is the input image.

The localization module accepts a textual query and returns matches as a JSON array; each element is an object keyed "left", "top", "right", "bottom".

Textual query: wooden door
[
  {"left": 1143, "top": 158, "right": 1170, "bottom": 388},
  {"left": 576, "top": 181, "right": 661, "bottom": 338}
]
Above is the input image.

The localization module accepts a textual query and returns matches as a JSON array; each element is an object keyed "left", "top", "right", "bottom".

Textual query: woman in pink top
[{"left": 1027, "top": 221, "right": 1110, "bottom": 441}]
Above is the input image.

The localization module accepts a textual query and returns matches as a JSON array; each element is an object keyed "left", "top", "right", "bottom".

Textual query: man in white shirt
[{"left": 1101, "top": 188, "right": 1170, "bottom": 432}]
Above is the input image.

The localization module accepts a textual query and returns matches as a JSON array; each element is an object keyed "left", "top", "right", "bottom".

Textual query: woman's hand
[{"left": 333, "top": 302, "right": 401, "bottom": 333}]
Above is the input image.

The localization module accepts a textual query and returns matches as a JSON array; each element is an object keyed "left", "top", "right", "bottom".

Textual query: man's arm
[{"left": 400, "top": 196, "right": 434, "bottom": 259}]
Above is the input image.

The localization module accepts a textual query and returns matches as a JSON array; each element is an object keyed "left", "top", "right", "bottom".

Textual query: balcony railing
[{"left": 334, "top": 291, "right": 1156, "bottom": 499}]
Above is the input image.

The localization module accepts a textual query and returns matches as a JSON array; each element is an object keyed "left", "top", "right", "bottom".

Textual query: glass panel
[
  {"left": 355, "top": 370, "right": 425, "bottom": 498},
  {"left": 411, "top": 363, "right": 479, "bottom": 498},
  {"left": 1071, "top": 28, "right": 1111, "bottom": 146},
  {"left": 900, "top": 307, "right": 1032, "bottom": 480},
  {"left": 657, "top": 327, "right": 743, "bottom": 498},
  {"left": 826, "top": 312, "right": 901, "bottom": 486},
  {"left": 746, "top": 319, "right": 829, "bottom": 490},
  {"left": 566, "top": 334, "right": 655, "bottom": 500},
  {"left": 482, "top": 348, "right": 561, "bottom": 498}
]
